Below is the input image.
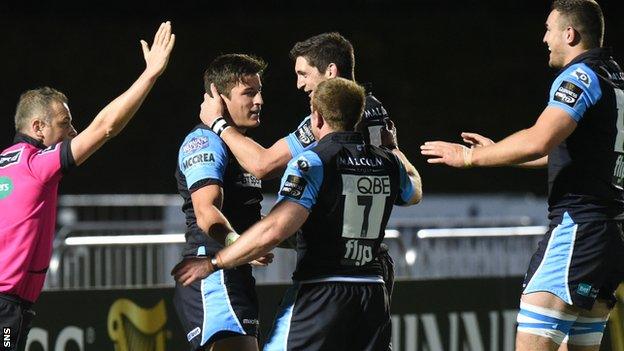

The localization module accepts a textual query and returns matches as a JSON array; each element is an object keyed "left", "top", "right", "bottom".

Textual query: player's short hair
[
  {"left": 14, "top": 87, "right": 68, "bottom": 132},
  {"left": 552, "top": 0, "right": 604, "bottom": 48},
  {"left": 203, "top": 54, "right": 267, "bottom": 98},
  {"left": 312, "top": 78, "right": 365, "bottom": 131},
  {"left": 290, "top": 32, "right": 355, "bottom": 80}
]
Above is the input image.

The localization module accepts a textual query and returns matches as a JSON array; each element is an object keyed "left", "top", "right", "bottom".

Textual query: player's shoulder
[
  {"left": 179, "top": 124, "right": 225, "bottom": 156},
  {"left": 289, "top": 149, "right": 323, "bottom": 171},
  {"left": 556, "top": 63, "right": 601, "bottom": 91}
]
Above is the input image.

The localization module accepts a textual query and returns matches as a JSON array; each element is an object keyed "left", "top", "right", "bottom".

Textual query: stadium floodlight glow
[
  {"left": 384, "top": 229, "right": 400, "bottom": 238},
  {"left": 416, "top": 226, "right": 548, "bottom": 239},
  {"left": 405, "top": 249, "right": 417, "bottom": 265},
  {"left": 64, "top": 233, "right": 186, "bottom": 246}
]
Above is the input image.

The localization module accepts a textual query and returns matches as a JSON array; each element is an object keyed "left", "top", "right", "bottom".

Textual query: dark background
[{"left": 1, "top": 0, "right": 623, "bottom": 195}]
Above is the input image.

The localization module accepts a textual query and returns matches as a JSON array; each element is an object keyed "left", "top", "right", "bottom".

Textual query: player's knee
[{"left": 517, "top": 302, "right": 578, "bottom": 345}]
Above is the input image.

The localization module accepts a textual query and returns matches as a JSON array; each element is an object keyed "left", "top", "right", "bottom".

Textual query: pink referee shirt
[{"left": 0, "top": 134, "right": 74, "bottom": 302}]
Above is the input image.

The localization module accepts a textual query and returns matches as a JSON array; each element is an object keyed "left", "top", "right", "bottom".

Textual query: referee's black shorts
[
  {"left": 264, "top": 281, "right": 390, "bottom": 351},
  {"left": 0, "top": 293, "right": 35, "bottom": 351}
]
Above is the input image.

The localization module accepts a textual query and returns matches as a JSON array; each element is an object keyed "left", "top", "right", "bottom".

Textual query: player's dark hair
[
  {"left": 551, "top": 0, "right": 604, "bottom": 48},
  {"left": 312, "top": 78, "right": 365, "bottom": 131},
  {"left": 203, "top": 54, "right": 267, "bottom": 98},
  {"left": 14, "top": 87, "right": 68, "bottom": 132},
  {"left": 290, "top": 32, "right": 355, "bottom": 80}
]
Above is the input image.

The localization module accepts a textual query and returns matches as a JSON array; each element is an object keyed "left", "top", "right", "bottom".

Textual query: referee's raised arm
[{"left": 70, "top": 21, "right": 175, "bottom": 166}]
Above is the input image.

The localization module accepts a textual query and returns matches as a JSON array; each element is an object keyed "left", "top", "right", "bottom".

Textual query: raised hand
[
  {"left": 140, "top": 21, "right": 176, "bottom": 78},
  {"left": 380, "top": 119, "right": 398, "bottom": 150}
]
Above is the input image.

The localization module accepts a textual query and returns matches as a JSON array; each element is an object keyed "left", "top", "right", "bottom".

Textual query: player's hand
[
  {"left": 420, "top": 141, "right": 473, "bottom": 168},
  {"left": 140, "top": 21, "right": 176, "bottom": 78},
  {"left": 250, "top": 252, "right": 275, "bottom": 267},
  {"left": 461, "top": 132, "right": 494, "bottom": 148},
  {"left": 199, "top": 84, "right": 227, "bottom": 127},
  {"left": 171, "top": 257, "right": 214, "bottom": 287},
  {"left": 380, "top": 119, "right": 398, "bottom": 150}
]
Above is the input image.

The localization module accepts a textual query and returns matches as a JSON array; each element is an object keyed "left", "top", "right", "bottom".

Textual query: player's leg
[
  {"left": 518, "top": 219, "right": 623, "bottom": 351},
  {"left": 560, "top": 298, "right": 610, "bottom": 351},
  {"left": 174, "top": 266, "right": 259, "bottom": 351}
]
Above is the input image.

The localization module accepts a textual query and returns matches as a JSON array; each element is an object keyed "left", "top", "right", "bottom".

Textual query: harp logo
[{"left": 108, "top": 299, "right": 168, "bottom": 351}]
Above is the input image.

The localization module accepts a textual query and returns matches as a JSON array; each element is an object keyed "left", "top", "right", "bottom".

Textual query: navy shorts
[
  {"left": 264, "top": 281, "right": 390, "bottom": 351},
  {"left": 523, "top": 212, "right": 624, "bottom": 310},
  {"left": 173, "top": 264, "right": 259, "bottom": 350}
]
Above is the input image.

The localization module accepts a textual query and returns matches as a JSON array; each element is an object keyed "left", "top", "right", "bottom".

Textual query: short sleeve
[
  {"left": 178, "top": 129, "right": 228, "bottom": 190},
  {"left": 29, "top": 140, "right": 74, "bottom": 182},
  {"left": 548, "top": 63, "right": 602, "bottom": 122},
  {"left": 285, "top": 116, "right": 318, "bottom": 157},
  {"left": 276, "top": 151, "right": 323, "bottom": 210},
  {"left": 395, "top": 159, "right": 415, "bottom": 206}
]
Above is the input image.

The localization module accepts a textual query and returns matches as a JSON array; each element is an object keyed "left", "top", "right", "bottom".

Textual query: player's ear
[{"left": 325, "top": 63, "right": 339, "bottom": 78}]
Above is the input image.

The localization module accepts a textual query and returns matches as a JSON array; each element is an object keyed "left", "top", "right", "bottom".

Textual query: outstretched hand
[
  {"left": 420, "top": 141, "right": 473, "bottom": 168},
  {"left": 140, "top": 21, "right": 176, "bottom": 78},
  {"left": 199, "top": 84, "right": 227, "bottom": 127},
  {"left": 461, "top": 132, "right": 494, "bottom": 148}
]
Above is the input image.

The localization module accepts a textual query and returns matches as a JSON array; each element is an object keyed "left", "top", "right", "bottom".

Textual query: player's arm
[
  {"left": 219, "top": 130, "right": 292, "bottom": 180},
  {"left": 191, "top": 185, "right": 235, "bottom": 246},
  {"left": 173, "top": 201, "right": 307, "bottom": 286},
  {"left": 392, "top": 148, "right": 422, "bottom": 205},
  {"left": 421, "top": 107, "right": 576, "bottom": 168},
  {"left": 70, "top": 22, "right": 175, "bottom": 166},
  {"left": 461, "top": 132, "right": 548, "bottom": 169},
  {"left": 198, "top": 87, "right": 296, "bottom": 180}
]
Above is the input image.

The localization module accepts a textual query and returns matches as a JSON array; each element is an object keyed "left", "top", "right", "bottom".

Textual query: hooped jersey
[
  {"left": 546, "top": 48, "right": 624, "bottom": 223},
  {"left": 0, "top": 133, "right": 74, "bottom": 302},
  {"left": 277, "top": 132, "right": 414, "bottom": 281},
  {"left": 285, "top": 92, "right": 390, "bottom": 157},
  {"left": 175, "top": 124, "right": 263, "bottom": 257}
]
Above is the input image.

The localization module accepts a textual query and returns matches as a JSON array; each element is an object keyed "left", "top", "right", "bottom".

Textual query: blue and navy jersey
[
  {"left": 175, "top": 124, "right": 263, "bottom": 256},
  {"left": 547, "top": 48, "right": 624, "bottom": 223},
  {"left": 277, "top": 132, "right": 414, "bottom": 281},
  {"left": 285, "top": 93, "right": 391, "bottom": 157}
]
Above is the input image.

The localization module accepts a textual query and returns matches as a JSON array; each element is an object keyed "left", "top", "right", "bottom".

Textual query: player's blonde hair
[{"left": 312, "top": 78, "right": 365, "bottom": 131}]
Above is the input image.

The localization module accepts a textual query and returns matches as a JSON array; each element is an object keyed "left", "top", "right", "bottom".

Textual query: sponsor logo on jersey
[
  {"left": 295, "top": 119, "right": 315, "bottom": 147},
  {"left": 572, "top": 67, "right": 592, "bottom": 88},
  {"left": 0, "top": 148, "right": 24, "bottom": 168},
  {"left": 608, "top": 71, "right": 624, "bottom": 82},
  {"left": 236, "top": 173, "right": 261, "bottom": 188},
  {"left": 243, "top": 319, "right": 259, "bottom": 325},
  {"left": 182, "top": 152, "right": 216, "bottom": 170},
  {"left": 554, "top": 81, "right": 583, "bottom": 107},
  {"left": 182, "top": 136, "right": 209, "bottom": 155},
  {"left": 338, "top": 156, "right": 384, "bottom": 168},
  {"left": 296, "top": 157, "right": 310, "bottom": 172},
  {"left": 0, "top": 178, "right": 13, "bottom": 200},
  {"left": 363, "top": 105, "right": 388, "bottom": 120},
  {"left": 280, "top": 175, "right": 307, "bottom": 199},
  {"left": 38, "top": 143, "right": 59, "bottom": 155},
  {"left": 343, "top": 239, "right": 373, "bottom": 266}
]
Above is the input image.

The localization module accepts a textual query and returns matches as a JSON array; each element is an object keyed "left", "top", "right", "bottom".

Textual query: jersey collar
[
  {"left": 320, "top": 131, "right": 364, "bottom": 144},
  {"left": 13, "top": 132, "right": 47, "bottom": 149},
  {"left": 559, "top": 47, "right": 613, "bottom": 73}
]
